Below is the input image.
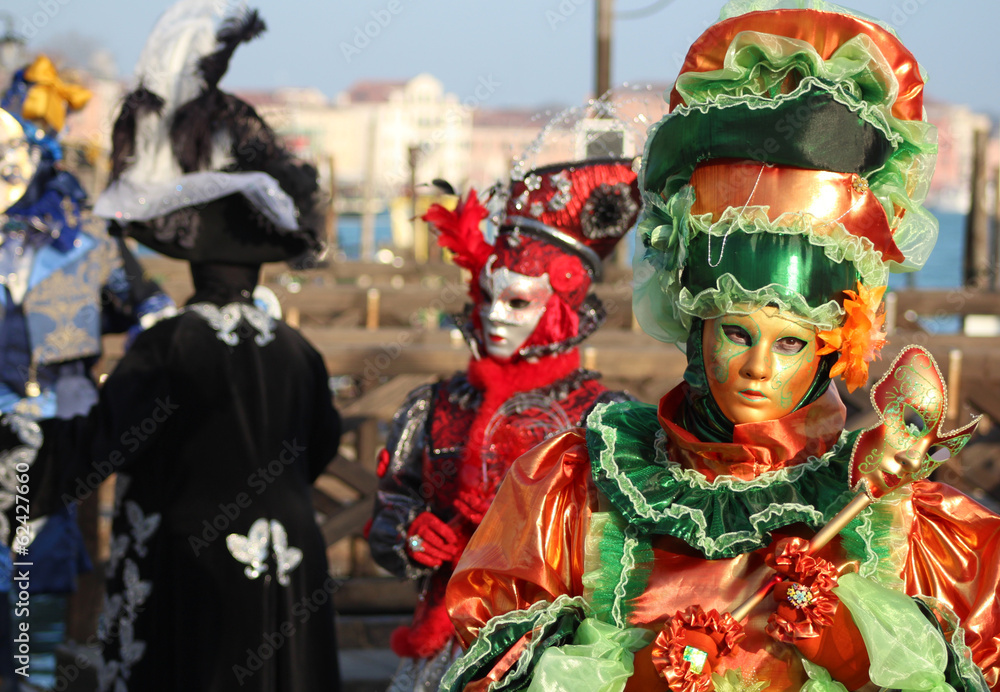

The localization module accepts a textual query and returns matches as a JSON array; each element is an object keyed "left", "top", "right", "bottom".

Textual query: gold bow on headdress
[{"left": 21, "top": 55, "right": 92, "bottom": 133}]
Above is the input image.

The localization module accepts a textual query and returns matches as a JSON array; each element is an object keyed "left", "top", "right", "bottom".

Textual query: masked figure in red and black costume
[{"left": 368, "top": 159, "right": 641, "bottom": 691}]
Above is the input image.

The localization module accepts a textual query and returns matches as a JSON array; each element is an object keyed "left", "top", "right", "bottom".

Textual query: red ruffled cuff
[
  {"left": 764, "top": 537, "right": 839, "bottom": 642},
  {"left": 650, "top": 606, "right": 744, "bottom": 692}
]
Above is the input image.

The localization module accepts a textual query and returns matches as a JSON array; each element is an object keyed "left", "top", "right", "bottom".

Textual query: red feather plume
[{"left": 422, "top": 189, "right": 493, "bottom": 274}]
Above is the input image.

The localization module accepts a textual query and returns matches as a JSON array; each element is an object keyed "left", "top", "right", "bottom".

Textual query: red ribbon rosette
[
  {"left": 651, "top": 605, "right": 745, "bottom": 692},
  {"left": 764, "top": 537, "right": 839, "bottom": 643}
]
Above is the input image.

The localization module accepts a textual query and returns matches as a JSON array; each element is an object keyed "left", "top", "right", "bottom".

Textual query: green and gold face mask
[{"left": 702, "top": 307, "right": 819, "bottom": 425}]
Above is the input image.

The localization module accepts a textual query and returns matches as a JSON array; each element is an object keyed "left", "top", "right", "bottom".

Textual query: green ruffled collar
[{"left": 586, "top": 400, "right": 859, "bottom": 559}]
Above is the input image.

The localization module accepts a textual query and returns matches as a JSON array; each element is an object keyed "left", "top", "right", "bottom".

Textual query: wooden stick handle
[
  {"left": 729, "top": 491, "right": 873, "bottom": 622},
  {"left": 730, "top": 574, "right": 782, "bottom": 622},
  {"left": 806, "top": 492, "right": 873, "bottom": 555}
]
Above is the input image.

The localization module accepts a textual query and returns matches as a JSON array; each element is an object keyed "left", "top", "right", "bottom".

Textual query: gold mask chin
[
  {"left": 850, "top": 346, "right": 981, "bottom": 499},
  {"left": 0, "top": 109, "right": 38, "bottom": 213}
]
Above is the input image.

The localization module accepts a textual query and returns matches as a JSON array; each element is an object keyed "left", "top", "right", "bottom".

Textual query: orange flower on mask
[{"left": 817, "top": 283, "right": 887, "bottom": 392}]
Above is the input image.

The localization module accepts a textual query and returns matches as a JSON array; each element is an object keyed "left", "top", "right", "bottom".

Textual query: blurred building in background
[
  {"left": 244, "top": 74, "right": 474, "bottom": 210},
  {"left": 2, "top": 40, "right": 997, "bottom": 256}
]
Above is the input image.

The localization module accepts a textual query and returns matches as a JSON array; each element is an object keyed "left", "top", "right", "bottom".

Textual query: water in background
[
  {"left": 335, "top": 214, "right": 394, "bottom": 260},
  {"left": 889, "top": 209, "right": 965, "bottom": 290},
  {"left": 335, "top": 209, "right": 969, "bottom": 291}
]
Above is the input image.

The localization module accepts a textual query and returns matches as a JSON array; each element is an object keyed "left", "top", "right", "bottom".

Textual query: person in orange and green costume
[{"left": 440, "top": 2, "right": 1000, "bottom": 691}]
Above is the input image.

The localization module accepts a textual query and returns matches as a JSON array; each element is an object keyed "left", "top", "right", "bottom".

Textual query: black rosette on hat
[
  {"left": 95, "top": 1, "right": 323, "bottom": 265},
  {"left": 581, "top": 181, "right": 640, "bottom": 241}
]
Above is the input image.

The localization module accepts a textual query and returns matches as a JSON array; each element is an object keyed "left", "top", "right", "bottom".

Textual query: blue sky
[{"left": 5, "top": 0, "right": 999, "bottom": 117}]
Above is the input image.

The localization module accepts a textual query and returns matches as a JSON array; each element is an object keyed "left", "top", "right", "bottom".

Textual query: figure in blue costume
[{"left": 0, "top": 55, "right": 173, "bottom": 688}]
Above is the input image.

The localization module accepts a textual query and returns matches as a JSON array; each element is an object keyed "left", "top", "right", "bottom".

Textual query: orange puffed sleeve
[
  {"left": 904, "top": 481, "right": 1000, "bottom": 690},
  {"left": 446, "top": 429, "right": 597, "bottom": 647}
]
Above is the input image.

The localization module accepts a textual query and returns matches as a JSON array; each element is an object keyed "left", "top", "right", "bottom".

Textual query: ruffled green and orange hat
[{"left": 634, "top": 0, "right": 938, "bottom": 390}]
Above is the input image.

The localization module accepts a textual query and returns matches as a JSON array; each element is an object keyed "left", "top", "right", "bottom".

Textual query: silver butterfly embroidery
[
  {"left": 226, "top": 519, "right": 303, "bottom": 585},
  {"left": 117, "top": 617, "right": 147, "bottom": 668},
  {"left": 269, "top": 520, "right": 303, "bottom": 587},
  {"left": 107, "top": 534, "right": 131, "bottom": 578},
  {"left": 186, "top": 303, "right": 276, "bottom": 347},
  {"left": 226, "top": 518, "right": 271, "bottom": 579},
  {"left": 97, "top": 593, "right": 124, "bottom": 642},
  {"left": 5, "top": 414, "right": 42, "bottom": 449},
  {"left": 96, "top": 655, "right": 120, "bottom": 692},
  {"left": 242, "top": 306, "right": 277, "bottom": 346},
  {"left": 125, "top": 501, "right": 160, "bottom": 558},
  {"left": 122, "top": 559, "right": 153, "bottom": 615}
]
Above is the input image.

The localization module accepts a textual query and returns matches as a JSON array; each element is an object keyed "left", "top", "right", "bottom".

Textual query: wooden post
[
  {"left": 408, "top": 146, "right": 434, "bottom": 264},
  {"left": 946, "top": 349, "right": 963, "bottom": 426},
  {"left": 326, "top": 155, "right": 338, "bottom": 257},
  {"left": 963, "top": 129, "right": 990, "bottom": 289},
  {"left": 595, "top": 0, "right": 613, "bottom": 100},
  {"left": 355, "top": 419, "right": 380, "bottom": 488},
  {"left": 884, "top": 291, "right": 897, "bottom": 336},
  {"left": 360, "top": 115, "right": 377, "bottom": 262},
  {"left": 616, "top": 233, "right": 631, "bottom": 270},
  {"left": 65, "top": 478, "right": 112, "bottom": 642},
  {"left": 992, "top": 164, "right": 1000, "bottom": 292},
  {"left": 365, "top": 288, "right": 381, "bottom": 331}
]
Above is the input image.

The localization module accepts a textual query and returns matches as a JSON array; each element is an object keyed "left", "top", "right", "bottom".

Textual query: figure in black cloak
[{"left": 1, "top": 3, "right": 342, "bottom": 691}]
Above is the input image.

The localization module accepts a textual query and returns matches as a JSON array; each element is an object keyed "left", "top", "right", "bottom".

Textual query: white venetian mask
[{"left": 478, "top": 258, "right": 553, "bottom": 360}]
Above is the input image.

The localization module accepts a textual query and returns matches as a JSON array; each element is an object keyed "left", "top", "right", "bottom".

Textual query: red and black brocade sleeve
[
  {"left": 368, "top": 382, "right": 436, "bottom": 580},
  {"left": 903, "top": 481, "right": 1000, "bottom": 690}
]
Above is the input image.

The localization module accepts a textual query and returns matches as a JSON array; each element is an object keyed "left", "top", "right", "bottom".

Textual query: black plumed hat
[{"left": 96, "top": 3, "right": 324, "bottom": 265}]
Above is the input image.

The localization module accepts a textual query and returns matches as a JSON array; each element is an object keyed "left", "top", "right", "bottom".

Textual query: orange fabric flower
[
  {"left": 650, "top": 606, "right": 744, "bottom": 692},
  {"left": 764, "top": 537, "right": 839, "bottom": 643},
  {"left": 817, "top": 282, "right": 887, "bottom": 392}
]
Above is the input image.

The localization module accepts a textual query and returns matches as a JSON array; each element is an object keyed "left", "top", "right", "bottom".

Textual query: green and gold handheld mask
[{"left": 850, "top": 346, "right": 980, "bottom": 499}]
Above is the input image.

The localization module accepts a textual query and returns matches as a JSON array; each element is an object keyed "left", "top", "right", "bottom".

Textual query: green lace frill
[
  {"left": 582, "top": 511, "right": 654, "bottom": 628},
  {"left": 440, "top": 595, "right": 590, "bottom": 692},
  {"left": 913, "top": 597, "right": 993, "bottom": 692},
  {"left": 798, "top": 659, "right": 851, "bottom": 692},
  {"left": 586, "top": 401, "right": 858, "bottom": 560},
  {"left": 838, "top": 487, "right": 910, "bottom": 588},
  {"left": 634, "top": 187, "right": 887, "bottom": 344}
]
